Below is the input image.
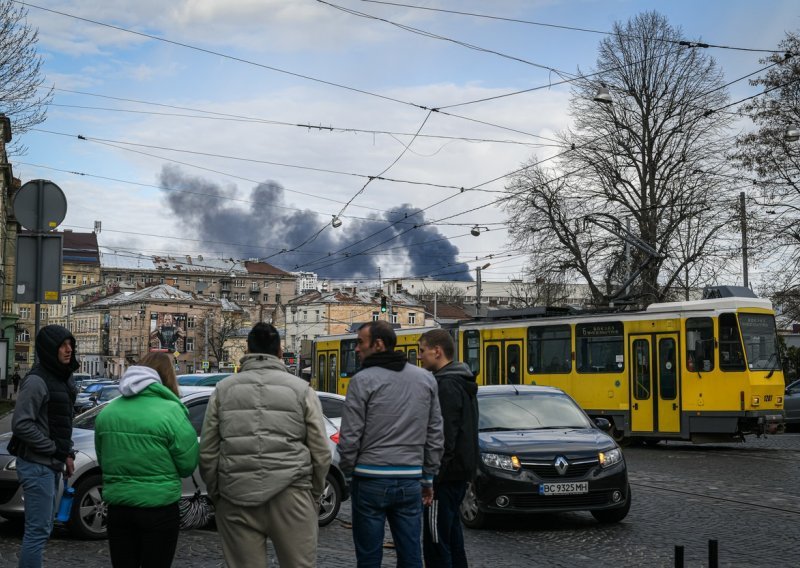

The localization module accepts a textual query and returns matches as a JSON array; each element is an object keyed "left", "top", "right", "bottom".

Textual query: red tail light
[{"left": 330, "top": 431, "right": 340, "bottom": 444}]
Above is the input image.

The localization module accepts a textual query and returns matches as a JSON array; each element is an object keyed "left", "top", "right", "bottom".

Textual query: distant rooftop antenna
[{"left": 94, "top": 220, "right": 102, "bottom": 233}]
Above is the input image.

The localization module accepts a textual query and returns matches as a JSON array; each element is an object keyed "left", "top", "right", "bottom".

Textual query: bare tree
[
  {"left": 505, "top": 12, "right": 738, "bottom": 308},
  {"left": 507, "top": 272, "right": 573, "bottom": 308},
  {"left": 196, "top": 309, "right": 248, "bottom": 366},
  {"left": 412, "top": 283, "right": 465, "bottom": 306},
  {"left": 0, "top": 0, "right": 52, "bottom": 154},
  {"left": 731, "top": 31, "right": 800, "bottom": 307}
]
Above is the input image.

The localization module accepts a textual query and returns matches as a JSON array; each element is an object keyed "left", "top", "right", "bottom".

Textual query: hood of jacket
[
  {"left": 435, "top": 361, "right": 478, "bottom": 396},
  {"left": 360, "top": 350, "right": 407, "bottom": 372},
  {"left": 35, "top": 324, "right": 79, "bottom": 381},
  {"left": 119, "top": 365, "right": 163, "bottom": 397}
]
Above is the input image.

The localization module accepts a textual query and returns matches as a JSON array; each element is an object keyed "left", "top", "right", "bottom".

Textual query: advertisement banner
[{"left": 149, "top": 312, "right": 187, "bottom": 352}]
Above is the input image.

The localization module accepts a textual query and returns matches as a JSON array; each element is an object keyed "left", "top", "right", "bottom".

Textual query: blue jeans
[
  {"left": 351, "top": 477, "right": 423, "bottom": 568},
  {"left": 423, "top": 480, "right": 468, "bottom": 567},
  {"left": 16, "top": 458, "right": 60, "bottom": 568}
]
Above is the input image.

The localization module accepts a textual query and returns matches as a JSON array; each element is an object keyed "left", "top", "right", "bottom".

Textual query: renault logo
[{"left": 554, "top": 456, "right": 569, "bottom": 476}]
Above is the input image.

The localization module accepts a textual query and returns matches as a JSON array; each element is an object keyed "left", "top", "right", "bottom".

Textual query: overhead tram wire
[
  {"left": 18, "top": 1, "right": 563, "bottom": 147},
  {"left": 42, "top": 97, "right": 552, "bottom": 149},
  {"left": 358, "top": 0, "right": 789, "bottom": 54}
]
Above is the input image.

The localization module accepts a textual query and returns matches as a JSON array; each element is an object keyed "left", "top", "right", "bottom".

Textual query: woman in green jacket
[{"left": 95, "top": 352, "right": 199, "bottom": 568}]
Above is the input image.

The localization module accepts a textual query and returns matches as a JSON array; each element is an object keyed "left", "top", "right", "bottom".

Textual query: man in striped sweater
[{"left": 338, "top": 320, "right": 444, "bottom": 567}]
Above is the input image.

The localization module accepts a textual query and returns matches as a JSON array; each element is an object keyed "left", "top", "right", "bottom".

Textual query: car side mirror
[{"left": 594, "top": 417, "right": 612, "bottom": 431}]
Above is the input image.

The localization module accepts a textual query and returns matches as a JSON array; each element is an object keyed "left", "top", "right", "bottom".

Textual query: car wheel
[
  {"left": 459, "top": 482, "right": 488, "bottom": 529},
  {"left": 68, "top": 474, "right": 108, "bottom": 539},
  {"left": 591, "top": 484, "right": 631, "bottom": 524},
  {"left": 318, "top": 473, "right": 342, "bottom": 527}
]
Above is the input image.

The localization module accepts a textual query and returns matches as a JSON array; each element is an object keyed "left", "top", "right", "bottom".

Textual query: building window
[
  {"left": 372, "top": 311, "right": 379, "bottom": 322},
  {"left": 187, "top": 316, "right": 195, "bottom": 329},
  {"left": 315, "top": 310, "right": 320, "bottom": 322},
  {"left": 275, "top": 294, "right": 281, "bottom": 304},
  {"left": 19, "top": 307, "right": 30, "bottom": 319},
  {"left": 251, "top": 282, "right": 259, "bottom": 291},
  {"left": 186, "top": 337, "right": 195, "bottom": 352},
  {"left": 263, "top": 294, "right": 269, "bottom": 302},
  {"left": 62, "top": 274, "right": 76, "bottom": 285},
  {"left": 222, "top": 349, "right": 230, "bottom": 362},
  {"left": 185, "top": 278, "right": 191, "bottom": 285},
  {"left": 302, "top": 310, "right": 307, "bottom": 322},
  {"left": 391, "top": 311, "right": 398, "bottom": 324},
  {"left": 16, "top": 329, "right": 30, "bottom": 342},
  {"left": 160, "top": 278, "right": 165, "bottom": 284},
  {"left": 82, "top": 276, "right": 87, "bottom": 285},
  {"left": 40, "top": 308, "right": 47, "bottom": 319},
  {"left": 210, "top": 292, "right": 217, "bottom": 299},
  {"left": 408, "top": 312, "right": 416, "bottom": 325},
  {"left": 235, "top": 279, "right": 245, "bottom": 288}
]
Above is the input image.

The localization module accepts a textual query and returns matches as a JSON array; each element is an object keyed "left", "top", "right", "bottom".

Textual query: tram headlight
[
  {"left": 598, "top": 448, "right": 623, "bottom": 468},
  {"left": 481, "top": 453, "right": 521, "bottom": 472},
  {"left": 752, "top": 396, "right": 761, "bottom": 407}
]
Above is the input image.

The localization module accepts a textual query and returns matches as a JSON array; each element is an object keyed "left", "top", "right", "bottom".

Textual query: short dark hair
[
  {"left": 359, "top": 320, "right": 397, "bottom": 351},
  {"left": 247, "top": 323, "right": 281, "bottom": 356},
  {"left": 420, "top": 329, "right": 455, "bottom": 360}
]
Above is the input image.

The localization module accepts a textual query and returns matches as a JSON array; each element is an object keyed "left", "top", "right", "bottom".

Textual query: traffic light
[{"left": 380, "top": 294, "right": 387, "bottom": 313}]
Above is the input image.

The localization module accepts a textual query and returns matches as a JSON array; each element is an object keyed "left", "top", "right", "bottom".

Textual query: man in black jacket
[
  {"left": 10, "top": 325, "right": 78, "bottom": 568},
  {"left": 419, "top": 329, "right": 479, "bottom": 568}
]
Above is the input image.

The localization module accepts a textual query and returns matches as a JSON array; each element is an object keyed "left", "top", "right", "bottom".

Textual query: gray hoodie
[{"left": 118, "top": 366, "right": 163, "bottom": 397}]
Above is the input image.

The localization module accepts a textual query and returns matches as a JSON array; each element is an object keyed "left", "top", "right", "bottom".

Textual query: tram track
[{"left": 630, "top": 480, "right": 800, "bottom": 516}]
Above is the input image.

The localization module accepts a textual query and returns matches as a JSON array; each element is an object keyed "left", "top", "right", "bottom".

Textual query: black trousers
[
  {"left": 423, "top": 480, "right": 469, "bottom": 568},
  {"left": 107, "top": 501, "right": 180, "bottom": 568}
]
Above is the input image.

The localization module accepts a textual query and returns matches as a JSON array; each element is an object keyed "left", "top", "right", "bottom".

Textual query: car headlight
[
  {"left": 4, "top": 458, "right": 16, "bottom": 471},
  {"left": 481, "top": 453, "right": 520, "bottom": 471},
  {"left": 598, "top": 448, "right": 623, "bottom": 468}
]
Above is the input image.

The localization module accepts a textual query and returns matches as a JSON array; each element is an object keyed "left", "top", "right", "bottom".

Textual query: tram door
[
  {"left": 483, "top": 340, "right": 523, "bottom": 385},
  {"left": 628, "top": 334, "right": 681, "bottom": 433}
]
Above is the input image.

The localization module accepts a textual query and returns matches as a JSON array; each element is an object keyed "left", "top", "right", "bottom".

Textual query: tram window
[
  {"left": 507, "top": 344, "right": 521, "bottom": 385},
  {"left": 686, "top": 318, "right": 715, "bottom": 372},
  {"left": 739, "top": 313, "right": 780, "bottom": 371},
  {"left": 341, "top": 339, "right": 359, "bottom": 377},
  {"left": 329, "top": 354, "right": 337, "bottom": 391},
  {"left": 576, "top": 322, "right": 624, "bottom": 374},
  {"left": 463, "top": 330, "right": 481, "bottom": 375},
  {"left": 659, "top": 338, "right": 677, "bottom": 400},
  {"left": 528, "top": 325, "right": 571, "bottom": 374},
  {"left": 719, "top": 313, "right": 746, "bottom": 372},
  {"left": 318, "top": 354, "right": 327, "bottom": 392},
  {"left": 407, "top": 349, "right": 418, "bottom": 366},
  {"left": 632, "top": 339, "right": 651, "bottom": 400},
  {"left": 486, "top": 345, "right": 501, "bottom": 385}
]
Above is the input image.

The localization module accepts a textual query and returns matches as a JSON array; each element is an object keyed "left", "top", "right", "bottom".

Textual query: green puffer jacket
[{"left": 95, "top": 366, "right": 199, "bottom": 507}]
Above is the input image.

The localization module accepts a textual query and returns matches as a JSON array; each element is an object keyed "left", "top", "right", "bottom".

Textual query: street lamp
[
  {"left": 331, "top": 215, "right": 343, "bottom": 228},
  {"left": 475, "top": 263, "right": 491, "bottom": 313},
  {"left": 470, "top": 225, "right": 489, "bottom": 237},
  {"left": 593, "top": 83, "right": 613, "bottom": 105},
  {"left": 785, "top": 125, "right": 800, "bottom": 143}
]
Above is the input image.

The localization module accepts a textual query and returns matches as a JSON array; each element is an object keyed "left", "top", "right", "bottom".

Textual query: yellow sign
[
  {"left": 173, "top": 351, "right": 180, "bottom": 358},
  {"left": 44, "top": 291, "right": 59, "bottom": 301}
]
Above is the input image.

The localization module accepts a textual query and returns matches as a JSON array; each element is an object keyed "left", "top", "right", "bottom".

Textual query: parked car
[
  {"left": 0, "top": 386, "right": 349, "bottom": 538},
  {"left": 459, "top": 385, "right": 631, "bottom": 529},
  {"left": 785, "top": 379, "right": 800, "bottom": 431},
  {"left": 74, "top": 385, "right": 122, "bottom": 415},
  {"left": 316, "top": 392, "right": 345, "bottom": 428},
  {"left": 74, "top": 381, "right": 116, "bottom": 410},
  {"left": 177, "top": 373, "right": 231, "bottom": 387}
]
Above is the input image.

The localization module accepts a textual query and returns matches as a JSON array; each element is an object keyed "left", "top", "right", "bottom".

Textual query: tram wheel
[{"left": 609, "top": 424, "right": 630, "bottom": 447}]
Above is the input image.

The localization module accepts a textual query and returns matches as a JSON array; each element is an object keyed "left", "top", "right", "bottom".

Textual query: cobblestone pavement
[{"left": 1, "top": 430, "right": 798, "bottom": 567}]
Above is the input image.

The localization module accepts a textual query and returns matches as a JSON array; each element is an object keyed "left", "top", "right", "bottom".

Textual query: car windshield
[
  {"left": 478, "top": 392, "right": 592, "bottom": 431},
  {"left": 97, "top": 387, "right": 121, "bottom": 402},
  {"left": 84, "top": 383, "right": 107, "bottom": 393}
]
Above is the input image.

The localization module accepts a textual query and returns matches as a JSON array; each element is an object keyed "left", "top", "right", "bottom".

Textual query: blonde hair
[{"left": 137, "top": 352, "right": 180, "bottom": 397}]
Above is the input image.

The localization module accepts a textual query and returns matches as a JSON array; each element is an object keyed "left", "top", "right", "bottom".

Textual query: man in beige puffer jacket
[{"left": 199, "top": 323, "right": 331, "bottom": 568}]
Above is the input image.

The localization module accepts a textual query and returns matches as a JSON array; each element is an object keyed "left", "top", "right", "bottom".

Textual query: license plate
[{"left": 538, "top": 482, "right": 589, "bottom": 495}]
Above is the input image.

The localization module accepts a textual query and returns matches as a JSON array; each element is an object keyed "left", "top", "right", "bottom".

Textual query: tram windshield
[{"left": 738, "top": 313, "right": 780, "bottom": 371}]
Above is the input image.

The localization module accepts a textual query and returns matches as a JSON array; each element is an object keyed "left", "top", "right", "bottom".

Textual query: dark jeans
[
  {"left": 423, "top": 480, "right": 469, "bottom": 568},
  {"left": 351, "top": 477, "right": 423, "bottom": 568},
  {"left": 107, "top": 502, "right": 180, "bottom": 568}
]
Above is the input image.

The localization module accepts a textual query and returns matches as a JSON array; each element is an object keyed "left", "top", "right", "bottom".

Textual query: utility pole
[
  {"left": 475, "top": 263, "right": 490, "bottom": 314},
  {"left": 740, "top": 191, "right": 749, "bottom": 289}
]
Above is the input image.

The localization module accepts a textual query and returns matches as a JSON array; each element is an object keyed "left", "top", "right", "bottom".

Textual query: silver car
[{"left": 0, "top": 387, "right": 349, "bottom": 538}]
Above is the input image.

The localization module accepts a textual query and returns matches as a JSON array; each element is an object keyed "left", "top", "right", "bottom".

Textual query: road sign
[
  {"left": 13, "top": 179, "right": 67, "bottom": 232},
  {"left": 202, "top": 361, "right": 209, "bottom": 369},
  {"left": 15, "top": 234, "right": 63, "bottom": 304},
  {"left": 173, "top": 350, "right": 180, "bottom": 358}
]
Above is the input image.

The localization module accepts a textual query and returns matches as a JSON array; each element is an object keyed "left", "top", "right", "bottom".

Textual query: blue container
[{"left": 56, "top": 480, "right": 74, "bottom": 523}]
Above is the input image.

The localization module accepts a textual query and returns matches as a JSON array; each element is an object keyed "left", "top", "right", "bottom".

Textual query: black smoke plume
[{"left": 159, "top": 165, "right": 472, "bottom": 281}]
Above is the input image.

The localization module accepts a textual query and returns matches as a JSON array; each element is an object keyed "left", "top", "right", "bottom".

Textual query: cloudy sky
[{"left": 10, "top": 0, "right": 799, "bottom": 283}]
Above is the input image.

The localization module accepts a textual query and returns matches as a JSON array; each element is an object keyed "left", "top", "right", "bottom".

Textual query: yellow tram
[{"left": 311, "top": 288, "right": 786, "bottom": 443}]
